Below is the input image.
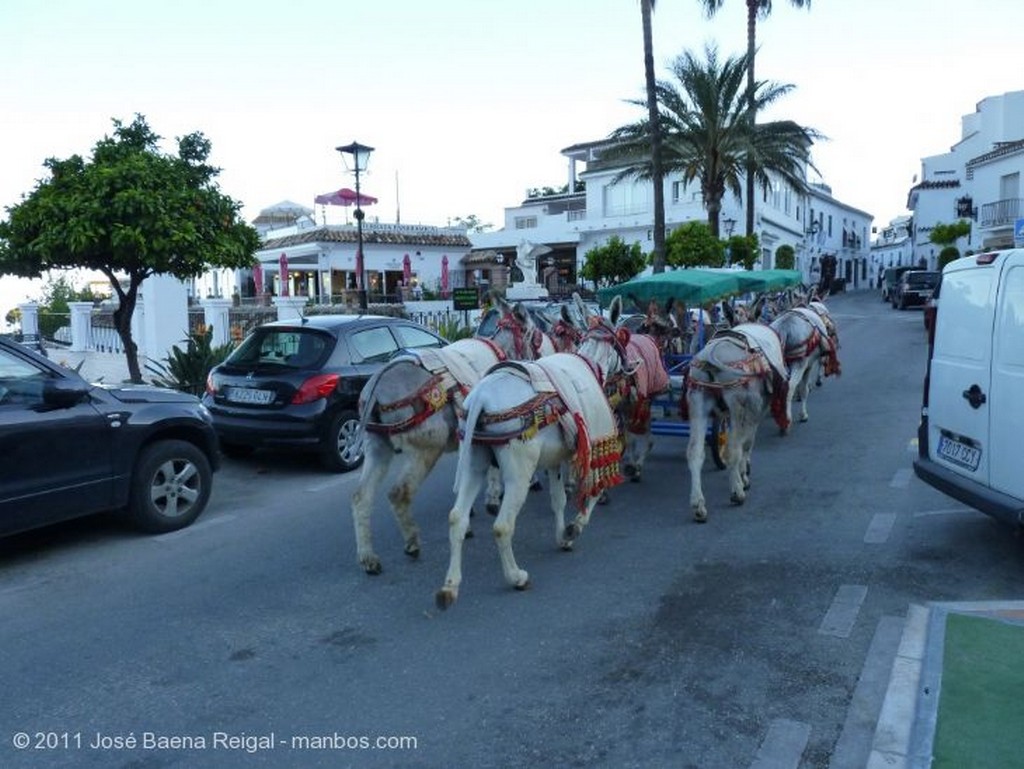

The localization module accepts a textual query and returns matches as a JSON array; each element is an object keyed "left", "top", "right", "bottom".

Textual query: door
[
  {"left": 926, "top": 264, "right": 997, "bottom": 483},
  {"left": 988, "top": 257, "right": 1024, "bottom": 500}
]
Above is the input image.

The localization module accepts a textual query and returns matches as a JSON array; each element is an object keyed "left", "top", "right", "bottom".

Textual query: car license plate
[
  {"left": 937, "top": 434, "right": 981, "bottom": 472},
  {"left": 226, "top": 387, "right": 275, "bottom": 405}
]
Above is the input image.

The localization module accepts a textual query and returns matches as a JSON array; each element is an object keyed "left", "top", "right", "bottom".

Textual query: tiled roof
[
  {"left": 262, "top": 226, "right": 471, "bottom": 249},
  {"left": 908, "top": 179, "right": 961, "bottom": 193},
  {"left": 967, "top": 138, "right": 1024, "bottom": 167}
]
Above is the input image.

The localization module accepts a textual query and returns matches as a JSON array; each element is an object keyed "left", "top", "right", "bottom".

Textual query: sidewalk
[
  {"left": 869, "top": 600, "right": 1024, "bottom": 768},
  {"left": 48, "top": 347, "right": 135, "bottom": 385}
]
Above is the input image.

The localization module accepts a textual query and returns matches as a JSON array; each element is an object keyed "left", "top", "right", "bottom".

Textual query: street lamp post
[
  {"left": 723, "top": 217, "right": 737, "bottom": 238},
  {"left": 336, "top": 141, "right": 374, "bottom": 311}
]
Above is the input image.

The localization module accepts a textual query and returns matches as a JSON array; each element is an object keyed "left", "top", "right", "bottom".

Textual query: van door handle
[{"left": 962, "top": 384, "right": 987, "bottom": 409}]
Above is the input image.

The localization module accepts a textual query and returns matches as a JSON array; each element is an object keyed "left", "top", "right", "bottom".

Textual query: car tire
[
  {"left": 128, "top": 439, "right": 212, "bottom": 533},
  {"left": 321, "top": 409, "right": 364, "bottom": 473}
]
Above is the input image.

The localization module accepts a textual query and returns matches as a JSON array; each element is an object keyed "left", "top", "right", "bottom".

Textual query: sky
[{"left": 3, "top": 0, "right": 1024, "bottom": 315}]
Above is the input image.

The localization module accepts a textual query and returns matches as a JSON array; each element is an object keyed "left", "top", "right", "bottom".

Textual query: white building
[
  {"left": 906, "top": 90, "right": 1024, "bottom": 267},
  {"left": 472, "top": 138, "right": 873, "bottom": 293},
  {"left": 869, "top": 215, "right": 915, "bottom": 287}
]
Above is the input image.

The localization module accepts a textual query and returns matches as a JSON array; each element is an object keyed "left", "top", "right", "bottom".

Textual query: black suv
[
  {"left": 0, "top": 337, "right": 220, "bottom": 537},
  {"left": 893, "top": 270, "right": 940, "bottom": 309},
  {"left": 202, "top": 315, "right": 447, "bottom": 472}
]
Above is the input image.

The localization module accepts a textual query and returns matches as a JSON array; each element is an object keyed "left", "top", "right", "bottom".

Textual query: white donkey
[
  {"left": 436, "top": 303, "right": 632, "bottom": 608},
  {"left": 351, "top": 295, "right": 568, "bottom": 575},
  {"left": 686, "top": 323, "right": 790, "bottom": 522},
  {"left": 769, "top": 305, "right": 840, "bottom": 430}
]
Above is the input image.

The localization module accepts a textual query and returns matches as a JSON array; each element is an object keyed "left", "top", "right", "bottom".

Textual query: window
[
  {"left": 349, "top": 327, "right": 399, "bottom": 363},
  {"left": 394, "top": 325, "right": 444, "bottom": 350},
  {"left": 514, "top": 216, "right": 537, "bottom": 230},
  {"left": 934, "top": 271, "right": 994, "bottom": 362},
  {"left": 996, "top": 266, "right": 1024, "bottom": 367},
  {"left": 603, "top": 183, "right": 648, "bottom": 217}
]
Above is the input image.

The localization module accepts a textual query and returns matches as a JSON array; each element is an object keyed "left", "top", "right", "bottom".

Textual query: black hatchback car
[
  {"left": 0, "top": 337, "right": 220, "bottom": 537},
  {"left": 202, "top": 315, "right": 447, "bottom": 472},
  {"left": 893, "top": 270, "right": 940, "bottom": 309}
]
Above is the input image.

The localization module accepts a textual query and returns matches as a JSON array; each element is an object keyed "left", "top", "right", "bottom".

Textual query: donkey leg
[
  {"left": 436, "top": 447, "right": 490, "bottom": 610},
  {"left": 493, "top": 449, "right": 535, "bottom": 590},
  {"left": 686, "top": 392, "right": 710, "bottom": 522},
  {"left": 484, "top": 465, "right": 502, "bottom": 516},
  {"left": 350, "top": 435, "right": 394, "bottom": 574},
  {"left": 565, "top": 493, "right": 601, "bottom": 547},
  {"left": 795, "top": 364, "right": 814, "bottom": 422},
  {"left": 387, "top": 442, "right": 445, "bottom": 560},
  {"left": 545, "top": 467, "right": 572, "bottom": 549}
]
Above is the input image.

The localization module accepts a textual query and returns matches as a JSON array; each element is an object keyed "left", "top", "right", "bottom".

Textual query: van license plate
[
  {"left": 227, "top": 387, "right": 275, "bottom": 405},
  {"left": 937, "top": 434, "right": 981, "bottom": 471}
]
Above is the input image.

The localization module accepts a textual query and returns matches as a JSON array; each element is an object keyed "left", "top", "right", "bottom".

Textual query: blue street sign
[{"left": 1015, "top": 218, "right": 1024, "bottom": 248}]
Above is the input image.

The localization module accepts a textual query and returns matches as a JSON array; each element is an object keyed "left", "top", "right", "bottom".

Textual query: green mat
[{"left": 932, "top": 612, "right": 1024, "bottom": 769}]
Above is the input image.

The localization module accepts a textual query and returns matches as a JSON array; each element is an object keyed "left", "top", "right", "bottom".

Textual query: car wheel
[
  {"left": 128, "top": 439, "right": 212, "bottom": 533},
  {"left": 220, "top": 441, "right": 256, "bottom": 459},
  {"left": 322, "top": 409, "right": 364, "bottom": 473}
]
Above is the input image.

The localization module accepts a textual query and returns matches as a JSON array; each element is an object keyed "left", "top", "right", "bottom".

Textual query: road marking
[
  {"left": 864, "top": 513, "right": 896, "bottom": 544},
  {"left": 912, "top": 507, "right": 976, "bottom": 518},
  {"left": 889, "top": 468, "right": 912, "bottom": 488},
  {"left": 748, "top": 719, "right": 811, "bottom": 769},
  {"left": 153, "top": 514, "right": 236, "bottom": 541},
  {"left": 819, "top": 585, "right": 868, "bottom": 638}
]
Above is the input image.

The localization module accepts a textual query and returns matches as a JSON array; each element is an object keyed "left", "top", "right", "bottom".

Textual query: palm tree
[
  {"left": 640, "top": 0, "right": 667, "bottom": 273},
  {"left": 698, "top": 0, "right": 812, "bottom": 236},
  {"left": 606, "top": 44, "right": 820, "bottom": 238}
]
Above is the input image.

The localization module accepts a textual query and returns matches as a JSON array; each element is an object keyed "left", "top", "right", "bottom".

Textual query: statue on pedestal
[{"left": 506, "top": 240, "right": 551, "bottom": 300}]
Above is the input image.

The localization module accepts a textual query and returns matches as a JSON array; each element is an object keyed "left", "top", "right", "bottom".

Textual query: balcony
[{"left": 979, "top": 198, "right": 1022, "bottom": 229}]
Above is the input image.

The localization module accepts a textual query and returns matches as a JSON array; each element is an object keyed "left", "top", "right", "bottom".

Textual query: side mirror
[{"left": 42, "top": 379, "right": 91, "bottom": 409}]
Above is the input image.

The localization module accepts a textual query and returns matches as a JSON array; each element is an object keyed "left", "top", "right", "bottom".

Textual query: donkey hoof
[
  {"left": 486, "top": 502, "right": 500, "bottom": 516},
  {"left": 529, "top": 479, "right": 543, "bottom": 492},
  {"left": 464, "top": 527, "right": 475, "bottom": 540},
  {"left": 563, "top": 523, "right": 581, "bottom": 541},
  {"left": 361, "top": 557, "right": 383, "bottom": 575},
  {"left": 404, "top": 542, "right": 420, "bottom": 559},
  {"left": 559, "top": 539, "right": 575, "bottom": 552},
  {"left": 730, "top": 492, "right": 746, "bottom": 506},
  {"left": 435, "top": 589, "right": 457, "bottom": 610},
  {"left": 513, "top": 576, "right": 531, "bottom": 592},
  {"left": 598, "top": 491, "right": 610, "bottom": 505},
  {"left": 623, "top": 464, "right": 638, "bottom": 479}
]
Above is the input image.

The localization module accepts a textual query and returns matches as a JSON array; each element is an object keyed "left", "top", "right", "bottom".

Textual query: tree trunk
[
  {"left": 641, "top": 0, "right": 666, "bottom": 274},
  {"left": 744, "top": 0, "right": 758, "bottom": 239},
  {"left": 111, "top": 279, "right": 143, "bottom": 384}
]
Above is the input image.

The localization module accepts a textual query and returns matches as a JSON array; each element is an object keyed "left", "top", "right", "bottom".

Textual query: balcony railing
[{"left": 979, "top": 198, "right": 1022, "bottom": 228}]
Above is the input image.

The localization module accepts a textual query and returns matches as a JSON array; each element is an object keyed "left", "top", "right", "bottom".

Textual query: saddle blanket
[
  {"left": 728, "top": 323, "right": 788, "bottom": 381},
  {"left": 626, "top": 334, "right": 670, "bottom": 398},
  {"left": 791, "top": 306, "right": 831, "bottom": 340},
  {"left": 412, "top": 338, "right": 502, "bottom": 390}
]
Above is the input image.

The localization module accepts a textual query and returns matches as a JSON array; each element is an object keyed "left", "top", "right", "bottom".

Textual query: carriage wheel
[{"left": 708, "top": 415, "right": 730, "bottom": 470}]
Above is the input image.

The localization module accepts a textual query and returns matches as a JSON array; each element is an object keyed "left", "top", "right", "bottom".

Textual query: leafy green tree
[
  {"left": 666, "top": 221, "right": 726, "bottom": 268},
  {"left": 607, "top": 44, "right": 820, "bottom": 238},
  {"left": 697, "top": 0, "right": 813, "bottom": 236},
  {"left": 451, "top": 214, "right": 494, "bottom": 233},
  {"left": 727, "top": 234, "right": 761, "bottom": 270},
  {"left": 929, "top": 219, "right": 971, "bottom": 257},
  {"left": 774, "top": 243, "right": 795, "bottom": 269},
  {"left": 639, "top": 0, "right": 667, "bottom": 273},
  {"left": 580, "top": 235, "right": 647, "bottom": 287},
  {"left": 0, "top": 115, "right": 259, "bottom": 382}
]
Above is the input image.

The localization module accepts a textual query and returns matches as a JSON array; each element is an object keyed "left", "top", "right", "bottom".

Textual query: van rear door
[
  {"left": 989, "top": 256, "right": 1024, "bottom": 500},
  {"left": 926, "top": 261, "right": 998, "bottom": 484}
]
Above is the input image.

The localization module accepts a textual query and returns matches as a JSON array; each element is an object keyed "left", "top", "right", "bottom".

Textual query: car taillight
[
  {"left": 292, "top": 373, "right": 340, "bottom": 404},
  {"left": 206, "top": 373, "right": 218, "bottom": 395}
]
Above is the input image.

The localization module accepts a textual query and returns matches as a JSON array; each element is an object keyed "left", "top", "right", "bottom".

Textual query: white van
[{"left": 913, "top": 248, "right": 1024, "bottom": 528}]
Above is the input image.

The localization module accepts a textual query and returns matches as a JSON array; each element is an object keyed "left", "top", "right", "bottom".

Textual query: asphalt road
[{"left": 2, "top": 290, "right": 1022, "bottom": 769}]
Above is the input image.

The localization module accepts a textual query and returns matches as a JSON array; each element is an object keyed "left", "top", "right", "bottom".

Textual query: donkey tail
[{"left": 454, "top": 387, "right": 486, "bottom": 493}]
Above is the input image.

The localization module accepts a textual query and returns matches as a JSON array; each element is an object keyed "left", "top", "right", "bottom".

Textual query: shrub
[
  {"left": 938, "top": 246, "right": 960, "bottom": 270},
  {"left": 147, "top": 327, "right": 235, "bottom": 396}
]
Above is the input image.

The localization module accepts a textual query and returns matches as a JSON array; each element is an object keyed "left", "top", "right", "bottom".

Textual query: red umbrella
[
  {"left": 252, "top": 262, "right": 264, "bottom": 295},
  {"left": 403, "top": 253, "right": 412, "bottom": 285},
  {"left": 279, "top": 253, "right": 290, "bottom": 296},
  {"left": 441, "top": 254, "right": 449, "bottom": 295},
  {"left": 314, "top": 188, "right": 378, "bottom": 207}
]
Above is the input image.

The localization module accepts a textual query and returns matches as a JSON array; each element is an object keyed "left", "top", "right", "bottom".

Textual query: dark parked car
[
  {"left": 893, "top": 270, "right": 940, "bottom": 309},
  {"left": 0, "top": 337, "right": 220, "bottom": 537},
  {"left": 202, "top": 315, "right": 448, "bottom": 472}
]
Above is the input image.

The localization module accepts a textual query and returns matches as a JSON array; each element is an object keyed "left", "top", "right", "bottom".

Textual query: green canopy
[
  {"left": 597, "top": 269, "right": 742, "bottom": 309},
  {"left": 709, "top": 268, "right": 804, "bottom": 293}
]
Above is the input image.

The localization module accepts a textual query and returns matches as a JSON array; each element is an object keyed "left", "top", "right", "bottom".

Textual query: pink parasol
[
  {"left": 314, "top": 188, "right": 378, "bottom": 207},
  {"left": 252, "top": 262, "right": 264, "bottom": 295},
  {"left": 441, "top": 254, "right": 449, "bottom": 295},
  {"left": 278, "top": 253, "right": 290, "bottom": 296},
  {"left": 403, "top": 253, "right": 412, "bottom": 285}
]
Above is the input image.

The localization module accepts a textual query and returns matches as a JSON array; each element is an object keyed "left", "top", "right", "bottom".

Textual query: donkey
[
  {"left": 350, "top": 294, "right": 568, "bottom": 575},
  {"left": 435, "top": 300, "right": 632, "bottom": 608},
  {"left": 685, "top": 322, "right": 790, "bottom": 522},
  {"left": 769, "top": 304, "right": 840, "bottom": 430}
]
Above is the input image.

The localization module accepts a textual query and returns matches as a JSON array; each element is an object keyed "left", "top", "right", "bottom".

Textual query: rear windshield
[
  {"left": 907, "top": 272, "right": 940, "bottom": 287},
  {"left": 226, "top": 328, "right": 332, "bottom": 369}
]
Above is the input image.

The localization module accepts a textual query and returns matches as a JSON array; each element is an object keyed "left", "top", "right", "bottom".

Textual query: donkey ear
[
  {"left": 513, "top": 301, "right": 530, "bottom": 325},
  {"left": 609, "top": 295, "right": 622, "bottom": 326},
  {"left": 665, "top": 296, "right": 676, "bottom": 314},
  {"left": 560, "top": 304, "right": 573, "bottom": 325},
  {"left": 723, "top": 300, "right": 736, "bottom": 327}
]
